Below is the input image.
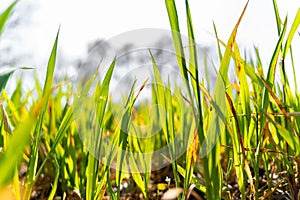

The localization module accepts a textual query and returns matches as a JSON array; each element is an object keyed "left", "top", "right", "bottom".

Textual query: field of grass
[{"left": 0, "top": 0, "right": 300, "bottom": 199}]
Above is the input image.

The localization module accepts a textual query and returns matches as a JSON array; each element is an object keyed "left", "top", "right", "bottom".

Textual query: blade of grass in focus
[
  {"left": 0, "top": 0, "right": 18, "bottom": 36},
  {"left": 86, "top": 59, "right": 115, "bottom": 200},
  {"left": 258, "top": 18, "right": 287, "bottom": 146},
  {"left": 184, "top": 0, "right": 203, "bottom": 197},
  {"left": 165, "top": 1, "right": 210, "bottom": 198},
  {"left": 151, "top": 51, "right": 181, "bottom": 190},
  {"left": 23, "top": 28, "right": 60, "bottom": 200}
]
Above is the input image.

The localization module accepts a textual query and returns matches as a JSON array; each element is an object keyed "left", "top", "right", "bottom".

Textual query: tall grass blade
[
  {"left": 114, "top": 79, "right": 147, "bottom": 199},
  {"left": 24, "top": 28, "right": 60, "bottom": 199},
  {"left": 259, "top": 18, "right": 287, "bottom": 140},
  {"left": 282, "top": 9, "right": 300, "bottom": 59},
  {"left": 202, "top": 1, "right": 249, "bottom": 199},
  {"left": 164, "top": 0, "right": 193, "bottom": 103},
  {"left": 184, "top": 0, "right": 204, "bottom": 196},
  {"left": 0, "top": 0, "right": 18, "bottom": 36},
  {"left": 213, "top": 22, "right": 223, "bottom": 62},
  {"left": 272, "top": 0, "right": 282, "bottom": 35},
  {"left": 85, "top": 59, "right": 115, "bottom": 200}
]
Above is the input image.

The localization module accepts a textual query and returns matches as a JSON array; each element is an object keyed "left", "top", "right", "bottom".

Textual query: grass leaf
[{"left": 0, "top": 0, "right": 18, "bottom": 36}]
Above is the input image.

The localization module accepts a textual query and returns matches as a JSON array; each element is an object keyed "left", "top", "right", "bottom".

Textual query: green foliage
[
  {"left": 0, "top": 0, "right": 18, "bottom": 36},
  {"left": 0, "top": 1, "right": 299, "bottom": 199}
]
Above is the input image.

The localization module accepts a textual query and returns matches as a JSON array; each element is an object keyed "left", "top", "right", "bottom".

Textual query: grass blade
[
  {"left": 0, "top": 67, "right": 34, "bottom": 92},
  {"left": 282, "top": 8, "right": 300, "bottom": 59},
  {"left": 0, "top": 99, "right": 44, "bottom": 187},
  {"left": 201, "top": 2, "right": 249, "bottom": 199},
  {"left": 0, "top": 0, "right": 18, "bottom": 36},
  {"left": 24, "top": 29, "right": 60, "bottom": 199},
  {"left": 272, "top": 0, "right": 282, "bottom": 36},
  {"left": 213, "top": 22, "right": 223, "bottom": 62},
  {"left": 259, "top": 18, "right": 287, "bottom": 141}
]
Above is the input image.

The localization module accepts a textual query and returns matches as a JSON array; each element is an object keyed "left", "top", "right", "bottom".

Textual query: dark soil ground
[{"left": 27, "top": 163, "right": 299, "bottom": 200}]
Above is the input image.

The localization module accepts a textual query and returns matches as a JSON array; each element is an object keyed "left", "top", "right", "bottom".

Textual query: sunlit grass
[{"left": 0, "top": 0, "right": 299, "bottom": 200}]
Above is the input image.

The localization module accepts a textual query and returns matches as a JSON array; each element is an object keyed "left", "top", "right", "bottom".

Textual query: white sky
[{"left": 1, "top": 0, "right": 300, "bottom": 89}]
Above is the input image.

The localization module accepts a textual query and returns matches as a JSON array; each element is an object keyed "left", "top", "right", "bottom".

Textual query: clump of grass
[{"left": 0, "top": 0, "right": 300, "bottom": 200}]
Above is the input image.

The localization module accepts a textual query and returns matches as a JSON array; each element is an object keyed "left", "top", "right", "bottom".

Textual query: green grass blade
[
  {"left": 47, "top": 157, "right": 60, "bottom": 200},
  {"left": 12, "top": 166, "right": 21, "bottom": 200},
  {"left": 0, "top": 69, "right": 14, "bottom": 92},
  {"left": 265, "top": 17, "right": 287, "bottom": 94},
  {"left": 282, "top": 8, "right": 300, "bottom": 59},
  {"left": 233, "top": 44, "right": 251, "bottom": 124},
  {"left": 150, "top": 51, "right": 168, "bottom": 139},
  {"left": 86, "top": 59, "right": 115, "bottom": 200},
  {"left": 43, "top": 28, "right": 60, "bottom": 96},
  {"left": 0, "top": 0, "right": 18, "bottom": 36},
  {"left": 213, "top": 21, "right": 223, "bottom": 62},
  {"left": 184, "top": 0, "right": 205, "bottom": 194},
  {"left": 0, "top": 100, "right": 43, "bottom": 188},
  {"left": 165, "top": 0, "right": 193, "bottom": 103},
  {"left": 259, "top": 18, "right": 287, "bottom": 138},
  {"left": 25, "top": 29, "right": 60, "bottom": 199},
  {"left": 217, "top": 37, "right": 262, "bottom": 85},
  {"left": 86, "top": 154, "right": 98, "bottom": 200},
  {"left": 186, "top": 0, "right": 201, "bottom": 108},
  {"left": 200, "top": 2, "right": 249, "bottom": 199},
  {"left": 96, "top": 58, "right": 116, "bottom": 126},
  {"left": 289, "top": 47, "right": 298, "bottom": 93},
  {"left": 0, "top": 67, "right": 34, "bottom": 92},
  {"left": 272, "top": 0, "right": 282, "bottom": 36},
  {"left": 94, "top": 167, "right": 108, "bottom": 200},
  {"left": 166, "top": 79, "right": 181, "bottom": 189},
  {"left": 129, "top": 153, "right": 147, "bottom": 197},
  {"left": 114, "top": 79, "right": 147, "bottom": 199},
  {"left": 34, "top": 104, "right": 73, "bottom": 180},
  {"left": 263, "top": 111, "right": 300, "bottom": 155}
]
